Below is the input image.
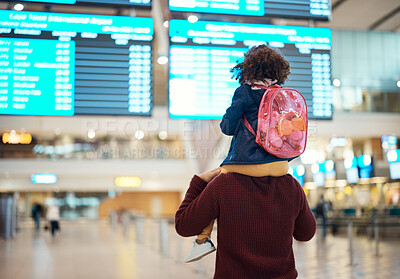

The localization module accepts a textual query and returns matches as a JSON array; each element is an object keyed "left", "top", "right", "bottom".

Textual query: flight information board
[
  {"left": 18, "top": 0, "right": 152, "bottom": 7},
  {"left": 168, "top": 19, "right": 332, "bottom": 120},
  {"left": 0, "top": 38, "right": 75, "bottom": 116},
  {"left": 0, "top": 10, "right": 153, "bottom": 116},
  {"left": 169, "top": 0, "right": 331, "bottom": 20}
]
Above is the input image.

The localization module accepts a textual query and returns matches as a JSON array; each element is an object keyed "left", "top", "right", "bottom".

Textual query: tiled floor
[{"left": 0, "top": 219, "right": 399, "bottom": 279}]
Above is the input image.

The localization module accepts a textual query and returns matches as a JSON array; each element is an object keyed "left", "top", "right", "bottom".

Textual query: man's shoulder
[
  {"left": 213, "top": 173, "right": 299, "bottom": 184},
  {"left": 208, "top": 172, "right": 242, "bottom": 187},
  {"left": 212, "top": 172, "right": 237, "bottom": 183}
]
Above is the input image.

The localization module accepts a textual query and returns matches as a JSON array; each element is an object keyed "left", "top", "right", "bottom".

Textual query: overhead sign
[
  {"left": 2, "top": 132, "right": 32, "bottom": 144},
  {"left": 31, "top": 174, "right": 58, "bottom": 184},
  {"left": 115, "top": 176, "right": 141, "bottom": 187}
]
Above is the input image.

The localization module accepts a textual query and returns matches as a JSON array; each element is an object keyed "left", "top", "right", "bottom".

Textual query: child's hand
[{"left": 198, "top": 168, "right": 221, "bottom": 183}]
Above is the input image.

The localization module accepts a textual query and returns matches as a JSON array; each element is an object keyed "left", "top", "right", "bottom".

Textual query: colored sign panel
[{"left": 31, "top": 174, "right": 58, "bottom": 184}]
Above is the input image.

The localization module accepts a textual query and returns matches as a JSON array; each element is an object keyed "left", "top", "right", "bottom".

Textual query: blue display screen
[
  {"left": 20, "top": 0, "right": 152, "bottom": 6},
  {"left": 0, "top": 38, "right": 75, "bottom": 116},
  {"left": 168, "top": 19, "right": 332, "bottom": 119},
  {"left": 169, "top": 0, "right": 331, "bottom": 20},
  {"left": 169, "top": 0, "right": 264, "bottom": 16},
  {"left": 0, "top": 10, "right": 153, "bottom": 116}
]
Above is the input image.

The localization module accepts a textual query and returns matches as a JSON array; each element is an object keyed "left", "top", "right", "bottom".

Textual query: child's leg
[
  {"left": 196, "top": 220, "right": 215, "bottom": 243},
  {"left": 185, "top": 167, "right": 227, "bottom": 262}
]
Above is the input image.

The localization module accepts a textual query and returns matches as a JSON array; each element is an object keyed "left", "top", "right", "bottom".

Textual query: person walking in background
[
  {"left": 316, "top": 195, "right": 329, "bottom": 238},
  {"left": 31, "top": 202, "right": 43, "bottom": 232},
  {"left": 46, "top": 200, "right": 60, "bottom": 237}
]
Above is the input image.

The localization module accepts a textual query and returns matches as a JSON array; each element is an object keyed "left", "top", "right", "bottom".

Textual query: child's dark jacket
[{"left": 220, "top": 84, "right": 294, "bottom": 165}]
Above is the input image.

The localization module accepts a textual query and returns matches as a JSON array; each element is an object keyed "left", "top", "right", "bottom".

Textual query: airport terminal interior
[{"left": 0, "top": 0, "right": 400, "bottom": 278}]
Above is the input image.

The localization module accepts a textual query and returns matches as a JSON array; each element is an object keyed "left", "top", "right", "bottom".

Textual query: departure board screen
[
  {"left": 19, "top": 0, "right": 152, "bottom": 7},
  {"left": 168, "top": 20, "right": 332, "bottom": 120},
  {"left": 0, "top": 38, "right": 75, "bottom": 116},
  {"left": 0, "top": 10, "right": 153, "bottom": 116},
  {"left": 169, "top": 0, "right": 331, "bottom": 20}
]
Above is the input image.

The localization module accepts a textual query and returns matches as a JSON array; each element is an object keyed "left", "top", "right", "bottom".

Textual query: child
[{"left": 184, "top": 44, "right": 295, "bottom": 263}]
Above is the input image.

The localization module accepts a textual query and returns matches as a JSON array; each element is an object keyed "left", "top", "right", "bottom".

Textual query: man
[
  {"left": 316, "top": 195, "right": 329, "bottom": 238},
  {"left": 175, "top": 168, "right": 316, "bottom": 279},
  {"left": 31, "top": 202, "right": 43, "bottom": 232}
]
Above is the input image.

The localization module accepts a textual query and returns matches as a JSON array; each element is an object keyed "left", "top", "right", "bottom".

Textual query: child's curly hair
[{"left": 231, "top": 45, "right": 291, "bottom": 85}]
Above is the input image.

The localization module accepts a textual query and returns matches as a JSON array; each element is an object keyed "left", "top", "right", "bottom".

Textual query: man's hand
[{"left": 198, "top": 168, "right": 221, "bottom": 183}]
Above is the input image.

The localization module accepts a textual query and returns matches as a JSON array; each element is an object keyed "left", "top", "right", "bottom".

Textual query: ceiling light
[
  {"left": 14, "top": 3, "right": 24, "bottom": 11},
  {"left": 157, "top": 56, "right": 168, "bottom": 65},
  {"left": 87, "top": 130, "right": 96, "bottom": 139},
  {"left": 158, "top": 131, "right": 168, "bottom": 140},
  {"left": 135, "top": 130, "right": 144, "bottom": 140},
  {"left": 332, "top": 79, "right": 341, "bottom": 87}
]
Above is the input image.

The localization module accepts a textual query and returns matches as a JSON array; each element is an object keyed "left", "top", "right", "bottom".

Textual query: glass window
[
  {"left": 387, "top": 92, "right": 400, "bottom": 113},
  {"left": 333, "top": 87, "right": 400, "bottom": 113}
]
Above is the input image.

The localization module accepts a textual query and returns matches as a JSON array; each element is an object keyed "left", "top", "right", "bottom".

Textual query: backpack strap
[
  {"left": 243, "top": 83, "right": 281, "bottom": 136},
  {"left": 243, "top": 116, "right": 256, "bottom": 136},
  {"left": 252, "top": 83, "right": 281, "bottom": 90}
]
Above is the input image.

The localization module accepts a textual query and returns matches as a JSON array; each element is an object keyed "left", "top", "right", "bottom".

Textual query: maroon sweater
[{"left": 175, "top": 173, "right": 316, "bottom": 279}]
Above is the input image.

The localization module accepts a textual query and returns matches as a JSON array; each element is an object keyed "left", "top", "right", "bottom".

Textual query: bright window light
[
  {"left": 362, "top": 155, "right": 372, "bottom": 166},
  {"left": 324, "top": 160, "right": 335, "bottom": 172},
  {"left": 311, "top": 163, "right": 320, "bottom": 174},
  {"left": 296, "top": 165, "right": 305, "bottom": 176}
]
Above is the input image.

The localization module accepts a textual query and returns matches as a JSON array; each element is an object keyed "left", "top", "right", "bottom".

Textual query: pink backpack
[{"left": 244, "top": 84, "right": 308, "bottom": 159}]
